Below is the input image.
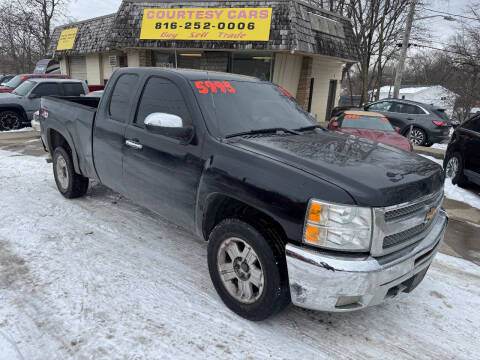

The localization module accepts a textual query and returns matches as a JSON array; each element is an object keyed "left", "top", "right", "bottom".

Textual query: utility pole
[{"left": 393, "top": 0, "right": 417, "bottom": 99}]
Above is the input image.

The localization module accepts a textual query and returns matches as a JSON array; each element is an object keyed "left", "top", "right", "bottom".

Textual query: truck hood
[
  {"left": 229, "top": 130, "right": 444, "bottom": 207},
  {"left": 338, "top": 129, "right": 412, "bottom": 152},
  {"left": 0, "top": 93, "right": 21, "bottom": 102}
]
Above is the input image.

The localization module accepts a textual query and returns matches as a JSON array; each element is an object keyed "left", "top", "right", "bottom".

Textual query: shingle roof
[
  {"left": 48, "top": 14, "right": 116, "bottom": 56},
  {"left": 50, "top": 0, "right": 359, "bottom": 61}
]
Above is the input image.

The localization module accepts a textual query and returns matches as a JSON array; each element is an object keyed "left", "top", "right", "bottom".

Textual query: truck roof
[
  {"left": 116, "top": 67, "right": 262, "bottom": 82},
  {"left": 27, "top": 78, "right": 85, "bottom": 84}
]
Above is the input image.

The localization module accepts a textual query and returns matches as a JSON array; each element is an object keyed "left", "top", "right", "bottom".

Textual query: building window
[
  {"left": 231, "top": 52, "right": 273, "bottom": 81},
  {"left": 151, "top": 50, "right": 176, "bottom": 68}
]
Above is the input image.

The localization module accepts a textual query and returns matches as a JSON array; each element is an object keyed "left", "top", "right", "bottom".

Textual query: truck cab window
[
  {"left": 135, "top": 77, "right": 191, "bottom": 126},
  {"left": 109, "top": 74, "right": 139, "bottom": 123},
  {"left": 32, "top": 83, "right": 61, "bottom": 97},
  {"left": 63, "top": 83, "right": 85, "bottom": 96}
]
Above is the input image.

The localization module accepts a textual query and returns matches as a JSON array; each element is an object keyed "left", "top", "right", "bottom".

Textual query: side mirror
[
  {"left": 144, "top": 112, "right": 194, "bottom": 144},
  {"left": 29, "top": 93, "right": 40, "bottom": 99},
  {"left": 395, "top": 127, "right": 401, "bottom": 133}
]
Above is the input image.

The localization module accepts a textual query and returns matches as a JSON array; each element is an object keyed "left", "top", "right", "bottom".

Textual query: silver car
[{"left": 0, "top": 78, "right": 88, "bottom": 131}]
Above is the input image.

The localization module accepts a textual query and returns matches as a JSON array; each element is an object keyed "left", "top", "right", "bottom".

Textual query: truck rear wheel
[
  {"left": 53, "top": 147, "right": 89, "bottom": 198},
  {"left": 207, "top": 218, "right": 290, "bottom": 321}
]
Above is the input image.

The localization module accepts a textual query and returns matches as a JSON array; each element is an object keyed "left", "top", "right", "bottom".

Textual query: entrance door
[
  {"left": 69, "top": 56, "right": 87, "bottom": 81},
  {"left": 325, "top": 80, "right": 338, "bottom": 121}
]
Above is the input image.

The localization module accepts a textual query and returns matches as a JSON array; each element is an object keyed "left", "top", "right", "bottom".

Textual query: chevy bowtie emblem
[{"left": 425, "top": 207, "right": 436, "bottom": 223}]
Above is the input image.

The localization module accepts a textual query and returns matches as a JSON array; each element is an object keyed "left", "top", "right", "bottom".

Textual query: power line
[{"left": 420, "top": 7, "right": 480, "bottom": 22}]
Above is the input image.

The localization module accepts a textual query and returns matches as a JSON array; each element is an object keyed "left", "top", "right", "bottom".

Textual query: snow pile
[
  {"left": 1, "top": 149, "right": 480, "bottom": 359},
  {"left": 1, "top": 127, "right": 34, "bottom": 133},
  {"left": 431, "top": 143, "right": 447, "bottom": 151},
  {"left": 421, "top": 154, "right": 480, "bottom": 210}
]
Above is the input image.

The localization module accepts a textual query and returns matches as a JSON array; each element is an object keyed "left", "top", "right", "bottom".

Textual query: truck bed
[{"left": 41, "top": 96, "right": 100, "bottom": 179}]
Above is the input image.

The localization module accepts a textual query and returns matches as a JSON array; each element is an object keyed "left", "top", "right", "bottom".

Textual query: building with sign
[{"left": 48, "top": 0, "right": 359, "bottom": 121}]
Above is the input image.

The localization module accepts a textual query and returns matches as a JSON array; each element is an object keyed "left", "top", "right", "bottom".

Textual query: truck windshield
[
  {"left": 3, "top": 75, "right": 23, "bottom": 88},
  {"left": 12, "top": 80, "right": 36, "bottom": 96},
  {"left": 191, "top": 80, "right": 315, "bottom": 138}
]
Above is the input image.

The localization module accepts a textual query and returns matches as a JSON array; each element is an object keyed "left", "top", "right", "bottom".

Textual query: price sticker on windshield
[{"left": 195, "top": 81, "right": 236, "bottom": 94}]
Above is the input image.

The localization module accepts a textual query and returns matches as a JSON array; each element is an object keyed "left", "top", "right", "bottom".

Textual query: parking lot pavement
[{"left": 0, "top": 132, "right": 479, "bottom": 359}]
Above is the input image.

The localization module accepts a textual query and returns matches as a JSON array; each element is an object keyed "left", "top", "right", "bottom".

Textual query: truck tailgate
[{"left": 41, "top": 96, "right": 99, "bottom": 179}]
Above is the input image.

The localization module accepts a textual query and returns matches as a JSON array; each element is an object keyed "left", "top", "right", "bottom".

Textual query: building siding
[{"left": 272, "top": 53, "right": 303, "bottom": 97}]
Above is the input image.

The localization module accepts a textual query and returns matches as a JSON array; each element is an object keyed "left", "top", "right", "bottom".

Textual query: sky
[{"left": 67, "top": 0, "right": 474, "bottom": 45}]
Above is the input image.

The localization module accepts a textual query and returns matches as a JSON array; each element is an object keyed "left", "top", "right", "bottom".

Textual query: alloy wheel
[
  {"left": 445, "top": 156, "right": 459, "bottom": 179},
  {"left": 217, "top": 237, "right": 265, "bottom": 304},
  {"left": 409, "top": 128, "right": 425, "bottom": 146},
  {"left": 0, "top": 113, "right": 20, "bottom": 130},
  {"left": 55, "top": 154, "right": 70, "bottom": 190}
]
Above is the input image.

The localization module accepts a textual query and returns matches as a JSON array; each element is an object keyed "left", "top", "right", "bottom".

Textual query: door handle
[{"left": 125, "top": 139, "right": 143, "bottom": 150}]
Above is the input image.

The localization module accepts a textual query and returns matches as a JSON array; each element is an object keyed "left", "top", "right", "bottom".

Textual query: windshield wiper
[
  {"left": 225, "top": 127, "right": 300, "bottom": 139},
  {"left": 294, "top": 124, "right": 325, "bottom": 132}
]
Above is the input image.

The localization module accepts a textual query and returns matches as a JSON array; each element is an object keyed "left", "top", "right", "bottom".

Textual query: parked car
[
  {"left": 328, "top": 110, "right": 413, "bottom": 152},
  {"left": 444, "top": 114, "right": 480, "bottom": 186},
  {"left": 86, "top": 90, "right": 104, "bottom": 97},
  {"left": 0, "top": 74, "right": 70, "bottom": 94},
  {"left": 0, "top": 78, "right": 88, "bottom": 131},
  {"left": 364, "top": 99, "right": 451, "bottom": 146},
  {"left": 40, "top": 67, "right": 448, "bottom": 321},
  {"left": 0, "top": 74, "right": 15, "bottom": 86}
]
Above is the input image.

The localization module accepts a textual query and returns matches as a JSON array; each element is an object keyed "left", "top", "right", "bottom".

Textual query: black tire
[
  {"left": 444, "top": 151, "right": 468, "bottom": 187},
  {"left": 409, "top": 127, "right": 427, "bottom": 146},
  {"left": 208, "top": 218, "right": 290, "bottom": 321},
  {"left": 0, "top": 110, "right": 22, "bottom": 131},
  {"left": 52, "top": 147, "right": 89, "bottom": 198}
]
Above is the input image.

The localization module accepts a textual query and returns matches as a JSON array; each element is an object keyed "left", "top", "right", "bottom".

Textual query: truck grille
[{"left": 372, "top": 190, "right": 444, "bottom": 256}]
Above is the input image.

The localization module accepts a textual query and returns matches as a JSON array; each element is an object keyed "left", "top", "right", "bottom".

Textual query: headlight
[{"left": 303, "top": 200, "right": 372, "bottom": 251}]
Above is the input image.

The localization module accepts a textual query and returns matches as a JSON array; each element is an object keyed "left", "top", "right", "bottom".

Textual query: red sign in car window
[{"left": 195, "top": 81, "right": 236, "bottom": 95}]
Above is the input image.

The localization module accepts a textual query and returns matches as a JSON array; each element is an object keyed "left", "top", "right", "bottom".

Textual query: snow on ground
[
  {"left": 1, "top": 127, "right": 34, "bottom": 133},
  {"left": 431, "top": 143, "right": 447, "bottom": 150},
  {"left": 1, "top": 149, "right": 480, "bottom": 359},
  {"left": 420, "top": 154, "right": 480, "bottom": 210}
]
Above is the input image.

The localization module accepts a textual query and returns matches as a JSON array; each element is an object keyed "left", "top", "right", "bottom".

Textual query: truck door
[
  {"left": 93, "top": 73, "right": 140, "bottom": 194},
  {"left": 123, "top": 76, "right": 204, "bottom": 229}
]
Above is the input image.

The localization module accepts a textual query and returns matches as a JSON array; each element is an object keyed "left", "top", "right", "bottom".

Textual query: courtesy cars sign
[
  {"left": 56, "top": 28, "right": 78, "bottom": 50},
  {"left": 140, "top": 8, "right": 272, "bottom": 41}
]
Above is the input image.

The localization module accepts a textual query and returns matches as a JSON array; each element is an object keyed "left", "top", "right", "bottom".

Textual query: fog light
[{"left": 335, "top": 296, "right": 362, "bottom": 308}]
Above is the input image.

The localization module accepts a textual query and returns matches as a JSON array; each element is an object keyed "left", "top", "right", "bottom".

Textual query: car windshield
[
  {"left": 341, "top": 114, "right": 395, "bottom": 132},
  {"left": 3, "top": 75, "right": 24, "bottom": 88},
  {"left": 12, "top": 80, "right": 37, "bottom": 96},
  {"left": 191, "top": 80, "right": 315, "bottom": 137}
]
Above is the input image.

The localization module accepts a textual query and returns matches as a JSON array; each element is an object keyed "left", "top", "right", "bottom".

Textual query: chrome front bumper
[{"left": 286, "top": 209, "right": 448, "bottom": 312}]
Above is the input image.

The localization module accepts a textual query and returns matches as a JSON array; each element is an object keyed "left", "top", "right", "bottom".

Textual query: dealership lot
[{"left": 1, "top": 136, "right": 480, "bottom": 359}]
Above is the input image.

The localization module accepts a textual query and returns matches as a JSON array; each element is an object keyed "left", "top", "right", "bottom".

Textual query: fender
[
  {"left": 0, "top": 105, "right": 28, "bottom": 122},
  {"left": 46, "top": 125, "right": 82, "bottom": 175}
]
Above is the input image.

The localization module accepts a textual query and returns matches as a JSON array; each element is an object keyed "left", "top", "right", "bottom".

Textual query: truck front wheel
[
  {"left": 53, "top": 147, "right": 89, "bottom": 198},
  {"left": 208, "top": 218, "right": 290, "bottom": 321}
]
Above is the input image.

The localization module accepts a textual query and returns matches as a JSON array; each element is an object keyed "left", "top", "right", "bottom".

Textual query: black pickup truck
[{"left": 40, "top": 68, "right": 448, "bottom": 321}]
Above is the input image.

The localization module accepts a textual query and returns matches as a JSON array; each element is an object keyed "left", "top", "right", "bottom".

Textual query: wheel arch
[
  {"left": 46, "top": 128, "right": 81, "bottom": 174},
  {"left": 202, "top": 193, "right": 288, "bottom": 245}
]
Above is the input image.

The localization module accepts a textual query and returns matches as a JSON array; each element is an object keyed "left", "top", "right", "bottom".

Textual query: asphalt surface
[{"left": 1, "top": 130, "right": 479, "bottom": 266}]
